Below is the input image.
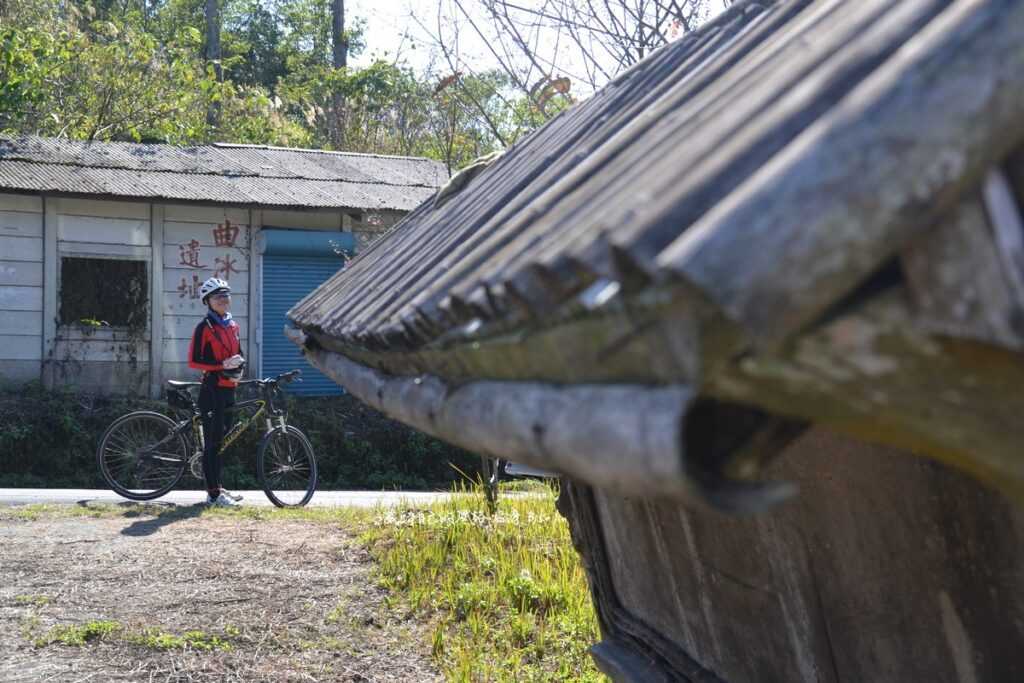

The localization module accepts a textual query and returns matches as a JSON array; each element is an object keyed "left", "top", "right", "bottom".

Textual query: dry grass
[{"left": 0, "top": 502, "right": 437, "bottom": 682}]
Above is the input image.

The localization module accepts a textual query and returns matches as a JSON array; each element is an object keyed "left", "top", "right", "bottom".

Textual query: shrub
[{"left": 0, "top": 383, "right": 481, "bottom": 490}]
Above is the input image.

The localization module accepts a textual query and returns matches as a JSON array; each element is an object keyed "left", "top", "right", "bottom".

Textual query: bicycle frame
[{"left": 177, "top": 379, "right": 291, "bottom": 457}]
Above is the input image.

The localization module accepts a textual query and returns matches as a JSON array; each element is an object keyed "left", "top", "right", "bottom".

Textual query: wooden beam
[
  {"left": 707, "top": 288, "right": 1024, "bottom": 504},
  {"left": 292, "top": 329, "right": 793, "bottom": 512}
]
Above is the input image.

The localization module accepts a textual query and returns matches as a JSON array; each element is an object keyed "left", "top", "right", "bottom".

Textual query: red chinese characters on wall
[
  {"left": 213, "top": 219, "right": 240, "bottom": 248},
  {"left": 214, "top": 254, "right": 239, "bottom": 281},
  {"left": 178, "top": 239, "right": 206, "bottom": 268},
  {"left": 177, "top": 274, "right": 201, "bottom": 299},
  {"left": 173, "top": 220, "right": 247, "bottom": 303}
]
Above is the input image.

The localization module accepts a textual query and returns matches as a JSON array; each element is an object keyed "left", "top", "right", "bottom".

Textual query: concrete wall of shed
[
  {"left": 0, "top": 194, "right": 44, "bottom": 388},
  {"left": 574, "top": 428, "right": 1024, "bottom": 683},
  {"left": 0, "top": 196, "right": 371, "bottom": 396}
]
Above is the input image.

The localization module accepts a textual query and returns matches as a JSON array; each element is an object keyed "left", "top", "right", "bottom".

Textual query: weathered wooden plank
[
  {"left": 660, "top": 0, "right": 1024, "bottom": 348},
  {"left": 163, "top": 267, "right": 249, "bottom": 294},
  {"left": 303, "top": 339, "right": 696, "bottom": 496},
  {"left": 0, "top": 310, "right": 42, "bottom": 336},
  {"left": 0, "top": 209, "right": 42, "bottom": 237},
  {"left": 302, "top": 340, "right": 790, "bottom": 509},
  {"left": 162, "top": 203, "right": 248, "bottom": 225},
  {"left": 0, "top": 334, "right": 43, "bottom": 360},
  {"left": 57, "top": 214, "right": 149, "bottom": 246},
  {"left": 574, "top": 429, "right": 1024, "bottom": 683},
  {"left": 0, "top": 260, "right": 42, "bottom": 287},
  {"left": 0, "top": 235, "right": 43, "bottom": 262},
  {"left": 707, "top": 287, "right": 1024, "bottom": 504},
  {"left": 902, "top": 195, "right": 1024, "bottom": 349},
  {"left": 161, "top": 293, "right": 248, "bottom": 317},
  {"left": 0, "top": 194, "right": 42, "bottom": 213},
  {"left": 0, "top": 284, "right": 42, "bottom": 311},
  {"left": 56, "top": 197, "right": 149, "bottom": 220}
]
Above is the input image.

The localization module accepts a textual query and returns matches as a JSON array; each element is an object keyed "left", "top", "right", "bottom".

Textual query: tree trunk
[
  {"left": 205, "top": 0, "right": 222, "bottom": 131},
  {"left": 330, "top": 0, "right": 347, "bottom": 148}
]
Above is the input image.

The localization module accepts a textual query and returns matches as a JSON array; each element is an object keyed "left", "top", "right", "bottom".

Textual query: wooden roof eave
[{"left": 286, "top": 325, "right": 797, "bottom": 514}]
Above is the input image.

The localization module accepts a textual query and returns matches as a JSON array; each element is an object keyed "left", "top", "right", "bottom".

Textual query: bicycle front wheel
[
  {"left": 97, "top": 411, "right": 188, "bottom": 500},
  {"left": 257, "top": 426, "right": 317, "bottom": 508}
]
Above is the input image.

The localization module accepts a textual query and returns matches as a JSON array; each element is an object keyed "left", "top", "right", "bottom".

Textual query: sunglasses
[{"left": 210, "top": 293, "right": 232, "bottom": 301}]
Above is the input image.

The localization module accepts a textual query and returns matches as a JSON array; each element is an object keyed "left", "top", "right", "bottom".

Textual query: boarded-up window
[{"left": 60, "top": 257, "right": 148, "bottom": 327}]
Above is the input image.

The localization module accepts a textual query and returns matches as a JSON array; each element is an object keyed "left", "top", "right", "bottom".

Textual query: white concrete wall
[
  {"left": 0, "top": 197, "right": 374, "bottom": 395},
  {"left": 159, "top": 204, "right": 251, "bottom": 386},
  {"left": 0, "top": 194, "right": 44, "bottom": 385},
  {"left": 49, "top": 198, "right": 152, "bottom": 394}
]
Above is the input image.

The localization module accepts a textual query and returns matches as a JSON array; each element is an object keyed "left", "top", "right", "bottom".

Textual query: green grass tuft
[
  {"left": 129, "top": 628, "right": 233, "bottom": 652},
  {"left": 35, "top": 620, "right": 121, "bottom": 647},
  {"left": 360, "top": 482, "right": 606, "bottom": 682}
]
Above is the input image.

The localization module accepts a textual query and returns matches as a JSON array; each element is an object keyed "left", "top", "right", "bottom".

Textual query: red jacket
[{"left": 188, "top": 313, "right": 243, "bottom": 387}]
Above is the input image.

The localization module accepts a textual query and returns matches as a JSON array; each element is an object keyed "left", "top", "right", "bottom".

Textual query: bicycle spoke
[
  {"left": 260, "top": 429, "right": 316, "bottom": 506},
  {"left": 99, "top": 413, "right": 187, "bottom": 497}
]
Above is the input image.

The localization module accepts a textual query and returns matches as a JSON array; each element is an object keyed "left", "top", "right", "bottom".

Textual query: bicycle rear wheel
[
  {"left": 97, "top": 411, "right": 188, "bottom": 500},
  {"left": 257, "top": 426, "right": 317, "bottom": 508}
]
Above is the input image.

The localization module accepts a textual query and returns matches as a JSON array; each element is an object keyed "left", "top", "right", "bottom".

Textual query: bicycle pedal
[{"left": 225, "top": 491, "right": 244, "bottom": 502}]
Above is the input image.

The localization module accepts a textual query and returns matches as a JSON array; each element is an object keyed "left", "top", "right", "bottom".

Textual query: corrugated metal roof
[{"left": 0, "top": 136, "right": 447, "bottom": 211}]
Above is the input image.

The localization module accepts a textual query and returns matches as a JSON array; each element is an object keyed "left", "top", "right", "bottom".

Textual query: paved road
[{"left": 0, "top": 488, "right": 454, "bottom": 508}]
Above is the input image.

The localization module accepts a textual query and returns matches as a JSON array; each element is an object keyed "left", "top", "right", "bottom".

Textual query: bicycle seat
[{"left": 167, "top": 380, "right": 201, "bottom": 388}]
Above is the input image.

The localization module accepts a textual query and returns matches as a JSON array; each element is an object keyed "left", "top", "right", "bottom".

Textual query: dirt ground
[{"left": 0, "top": 504, "right": 440, "bottom": 682}]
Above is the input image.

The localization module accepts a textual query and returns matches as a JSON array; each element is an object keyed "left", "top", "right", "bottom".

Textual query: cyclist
[{"left": 188, "top": 277, "right": 245, "bottom": 507}]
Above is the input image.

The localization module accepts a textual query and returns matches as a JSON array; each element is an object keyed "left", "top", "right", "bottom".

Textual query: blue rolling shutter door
[{"left": 261, "top": 229, "right": 354, "bottom": 396}]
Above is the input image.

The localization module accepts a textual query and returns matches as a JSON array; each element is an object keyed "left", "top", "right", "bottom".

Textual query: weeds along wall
[{"left": 0, "top": 384, "right": 482, "bottom": 490}]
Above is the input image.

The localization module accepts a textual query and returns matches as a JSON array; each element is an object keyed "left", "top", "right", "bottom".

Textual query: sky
[{"left": 347, "top": 0, "right": 730, "bottom": 94}]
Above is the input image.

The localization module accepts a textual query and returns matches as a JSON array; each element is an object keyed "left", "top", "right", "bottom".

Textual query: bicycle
[{"left": 96, "top": 370, "right": 317, "bottom": 508}]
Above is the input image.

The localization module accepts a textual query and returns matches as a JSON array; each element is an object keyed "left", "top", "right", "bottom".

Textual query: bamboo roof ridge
[{"left": 288, "top": 0, "right": 1024, "bottom": 511}]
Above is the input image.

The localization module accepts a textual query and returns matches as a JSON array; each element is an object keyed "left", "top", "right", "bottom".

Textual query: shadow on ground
[{"left": 74, "top": 500, "right": 208, "bottom": 537}]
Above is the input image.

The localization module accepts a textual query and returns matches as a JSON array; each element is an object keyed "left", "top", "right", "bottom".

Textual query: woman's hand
[{"left": 223, "top": 354, "right": 244, "bottom": 370}]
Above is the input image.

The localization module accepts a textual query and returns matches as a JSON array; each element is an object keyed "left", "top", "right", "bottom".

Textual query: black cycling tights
[{"left": 198, "top": 384, "right": 236, "bottom": 496}]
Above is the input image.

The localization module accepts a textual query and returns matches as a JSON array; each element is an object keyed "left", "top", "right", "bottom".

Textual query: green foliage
[
  {"left": 36, "top": 620, "right": 121, "bottom": 647},
  {"left": 0, "top": 384, "right": 481, "bottom": 491},
  {"left": 129, "top": 628, "right": 233, "bottom": 651},
  {"left": 362, "top": 486, "right": 605, "bottom": 681},
  {"left": 0, "top": 0, "right": 557, "bottom": 165},
  {"left": 32, "top": 617, "right": 233, "bottom": 652}
]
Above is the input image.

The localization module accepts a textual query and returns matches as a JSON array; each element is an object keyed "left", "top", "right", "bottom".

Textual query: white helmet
[{"left": 199, "top": 277, "right": 230, "bottom": 303}]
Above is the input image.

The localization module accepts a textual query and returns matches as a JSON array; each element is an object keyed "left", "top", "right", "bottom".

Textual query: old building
[
  {"left": 0, "top": 135, "right": 446, "bottom": 396},
  {"left": 287, "top": 0, "right": 1024, "bottom": 681}
]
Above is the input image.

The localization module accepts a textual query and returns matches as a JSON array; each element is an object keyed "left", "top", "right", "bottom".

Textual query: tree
[
  {"left": 415, "top": 0, "right": 722, "bottom": 148},
  {"left": 205, "top": 0, "right": 222, "bottom": 128},
  {"left": 329, "top": 0, "right": 346, "bottom": 147},
  {"left": 0, "top": 0, "right": 513, "bottom": 170}
]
